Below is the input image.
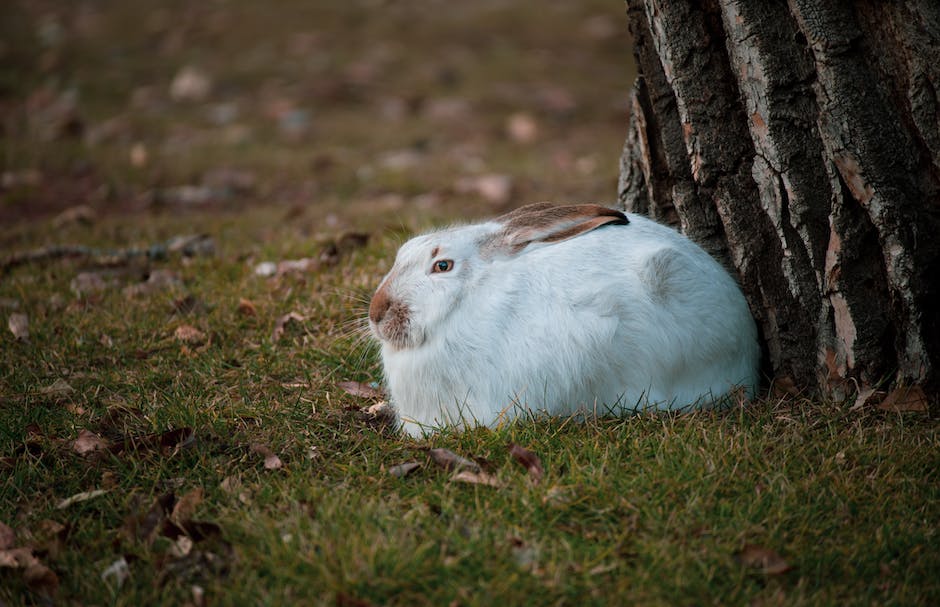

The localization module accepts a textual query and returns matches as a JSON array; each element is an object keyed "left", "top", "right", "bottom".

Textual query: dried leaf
[
  {"left": 849, "top": 388, "right": 884, "bottom": 411},
  {"left": 771, "top": 375, "right": 800, "bottom": 398},
  {"left": 124, "top": 269, "right": 182, "bottom": 297},
  {"left": 70, "top": 271, "right": 109, "bottom": 296},
  {"left": 272, "top": 312, "right": 304, "bottom": 342},
  {"left": 251, "top": 444, "right": 283, "bottom": 470},
  {"left": 0, "top": 521, "right": 14, "bottom": 550},
  {"left": 254, "top": 262, "right": 277, "bottom": 277},
  {"left": 170, "top": 65, "right": 212, "bottom": 102},
  {"left": 736, "top": 544, "right": 792, "bottom": 575},
  {"left": 388, "top": 462, "right": 421, "bottom": 478},
  {"left": 276, "top": 258, "right": 319, "bottom": 275},
  {"left": 237, "top": 298, "right": 257, "bottom": 316},
  {"left": 454, "top": 173, "right": 514, "bottom": 205},
  {"left": 109, "top": 427, "right": 194, "bottom": 455},
  {"left": 506, "top": 112, "right": 539, "bottom": 143},
  {"left": 428, "top": 448, "right": 481, "bottom": 473},
  {"left": 166, "top": 234, "right": 215, "bottom": 256},
  {"left": 338, "top": 381, "right": 385, "bottom": 399},
  {"left": 8, "top": 313, "right": 28, "bottom": 341},
  {"left": 171, "top": 487, "right": 204, "bottom": 524},
  {"left": 24, "top": 562, "right": 59, "bottom": 596},
  {"left": 56, "top": 488, "right": 108, "bottom": 509},
  {"left": 169, "top": 296, "right": 199, "bottom": 316},
  {"left": 72, "top": 429, "right": 108, "bottom": 455},
  {"left": 878, "top": 385, "right": 928, "bottom": 412},
  {"left": 131, "top": 492, "right": 175, "bottom": 544},
  {"left": 509, "top": 443, "right": 544, "bottom": 484},
  {"left": 41, "top": 378, "right": 74, "bottom": 397},
  {"left": 174, "top": 324, "right": 205, "bottom": 345},
  {"left": 542, "top": 485, "right": 574, "bottom": 508},
  {"left": 52, "top": 204, "right": 96, "bottom": 227},
  {"left": 100, "top": 557, "right": 130, "bottom": 588},
  {"left": 365, "top": 401, "right": 392, "bottom": 419},
  {"left": 335, "top": 232, "right": 371, "bottom": 254},
  {"left": 0, "top": 547, "right": 37, "bottom": 568},
  {"left": 452, "top": 470, "right": 504, "bottom": 488},
  {"left": 170, "top": 535, "right": 194, "bottom": 558}
]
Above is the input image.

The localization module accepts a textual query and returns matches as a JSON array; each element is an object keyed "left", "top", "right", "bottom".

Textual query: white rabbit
[{"left": 368, "top": 202, "right": 760, "bottom": 436}]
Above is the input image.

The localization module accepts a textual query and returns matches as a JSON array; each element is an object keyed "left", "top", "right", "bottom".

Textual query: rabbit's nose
[{"left": 369, "top": 286, "right": 392, "bottom": 324}]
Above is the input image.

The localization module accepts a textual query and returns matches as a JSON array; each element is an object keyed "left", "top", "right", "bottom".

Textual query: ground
[{"left": 1, "top": 1, "right": 938, "bottom": 605}]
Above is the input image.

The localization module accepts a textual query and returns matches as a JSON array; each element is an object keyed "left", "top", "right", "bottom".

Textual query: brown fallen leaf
[
  {"left": 452, "top": 470, "right": 504, "bottom": 488},
  {"left": 56, "top": 488, "right": 108, "bottom": 509},
  {"left": 388, "top": 462, "right": 421, "bottom": 478},
  {"left": 172, "top": 294, "right": 203, "bottom": 315},
  {"left": 0, "top": 546, "right": 59, "bottom": 596},
  {"left": 108, "top": 427, "right": 194, "bottom": 455},
  {"left": 32, "top": 520, "right": 69, "bottom": 560},
  {"left": 454, "top": 173, "right": 514, "bottom": 205},
  {"left": 272, "top": 311, "right": 304, "bottom": 342},
  {"left": 70, "top": 271, "right": 110, "bottom": 296},
  {"left": 237, "top": 298, "right": 257, "bottom": 317},
  {"left": 100, "top": 557, "right": 130, "bottom": 588},
  {"left": 174, "top": 324, "right": 206, "bottom": 345},
  {"left": 0, "top": 546, "right": 35, "bottom": 568},
  {"left": 0, "top": 521, "right": 14, "bottom": 550},
  {"left": 276, "top": 258, "right": 319, "bottom": 275},
  {"left": 72, "top": 428, "right": 108, "bottom": 455},
  {"left": 878, "top": 385, "right": 928, "bottom": 412},
  {"left": 850, "top": 386, "right": 883, "bottom": 411},
  {"left": 506, "top": 112, "right": 539, "bottom": 143},
  {"left": 337, "top": 381, "right": 385, "bottom": 399},
  {"left": 52, "top": 204, "right": 96, "bottom": 228},
  {"left": 41, "top": 378, "right": 74, "bottom": 397},
  {"left": 335, "top": 232, "right": 371, "bottom": 254},
  {"left": 124, "top": 269, "right": 182, "bottom": 297},
  {"left": 428, "top": 448, "right": 481, "bottom": 473},
  {"left": 8, "top": 313, "right": 28, "bottom": 341},
  {"left": 736, "top": 544, "right": 792, "bottom": 575},
  {"left": 171, "top": 487, "right": 204, "bottom": 525},
  {"left": 127, "top": 491, "right": 175, "bottom": 545},
  {"left": 771, "top": 375, "right": 800, "bottom": 398},
  {"left": 250, "top": 444, "right": 283, "bottom": 470},
  {"left": 509, "top": 443, "right": 544, "bottom": 484},
  {"left": 170, "top": 65, "right": 212, "bottom": 102},
  {"left": 23, "top": 560, "right": 59, "bottom": 596}
]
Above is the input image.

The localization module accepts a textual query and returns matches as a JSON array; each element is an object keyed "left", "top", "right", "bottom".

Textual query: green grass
[{"left": 2, "top": 1, "right": 939, "bottom": 605}]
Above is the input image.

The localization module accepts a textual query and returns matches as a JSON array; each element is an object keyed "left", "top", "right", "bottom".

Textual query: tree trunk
[{"left": 618, "top": 0, "right": 940, "bottom": 405}]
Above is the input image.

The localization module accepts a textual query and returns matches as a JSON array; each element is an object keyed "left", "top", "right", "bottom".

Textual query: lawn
[{"left": 2, "top": 1, "right": 938, "bottom": 605}]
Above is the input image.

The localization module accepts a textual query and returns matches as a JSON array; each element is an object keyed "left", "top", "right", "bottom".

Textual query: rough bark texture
[{"left": 619, "top": 0, "right": 940, "bottom": 403}]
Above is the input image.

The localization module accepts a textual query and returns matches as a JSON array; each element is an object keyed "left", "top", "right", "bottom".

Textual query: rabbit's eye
[{"left": 432, "top": 259, "right": 454, "bottom": 273}]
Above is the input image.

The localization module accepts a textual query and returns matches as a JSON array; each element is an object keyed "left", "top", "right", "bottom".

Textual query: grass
[{"left": 2, "top": 0, "right": 939, "bottom": 605}]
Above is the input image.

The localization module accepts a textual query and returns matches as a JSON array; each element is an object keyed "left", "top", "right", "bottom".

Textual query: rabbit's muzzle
[{"left": 369, "top": 281, "right": 412, "bottom": 348}]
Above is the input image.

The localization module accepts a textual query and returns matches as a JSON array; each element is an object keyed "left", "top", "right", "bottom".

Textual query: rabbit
[{"left": 368, "top": 202, "right": 760, "bottom": 436}]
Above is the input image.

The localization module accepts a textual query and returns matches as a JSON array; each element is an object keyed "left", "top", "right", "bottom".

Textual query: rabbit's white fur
[{"left": 369, "top": 204, "right": 760, "bottom": 436}]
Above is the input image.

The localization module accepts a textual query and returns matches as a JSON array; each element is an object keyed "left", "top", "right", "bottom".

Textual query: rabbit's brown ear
[{"left": 485, "top": 202, "right": 628, "bottom": 255}]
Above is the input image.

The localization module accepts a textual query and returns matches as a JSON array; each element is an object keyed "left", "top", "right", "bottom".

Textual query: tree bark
[{"left": 619, "top": 0, "right": 940, "bottom": 404}]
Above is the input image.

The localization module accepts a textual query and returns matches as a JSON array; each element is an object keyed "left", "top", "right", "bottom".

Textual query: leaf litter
[
  {"left": 121, "top": 489, "right": 233, "bottom": 586},
  {"left": 337, "top": 381, "right": 385, "bottom": 399},
  {"left": 57, "top": 489, "right": 109, "bottom": 509},
  {"left": 250, "top": 443, "right": 284, "bottom": 470},
  {"left": 735, "top": 544, "right": 792, "bottom": 575},
  {"left": 8, "top": 312, "right": 29, "bottom": 341},
  {"left": 72, "top": 428, "right": 109, "bottom": 455},
  {"left": 508, "top": 443, "right": 544, "bottom": 484}
]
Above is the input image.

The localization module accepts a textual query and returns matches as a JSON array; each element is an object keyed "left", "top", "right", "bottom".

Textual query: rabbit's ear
[{"left": 486, "top": 203, "right": 629, "bottom": 255}]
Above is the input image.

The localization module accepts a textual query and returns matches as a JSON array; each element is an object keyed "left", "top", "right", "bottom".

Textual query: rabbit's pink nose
[{"left": 369, "top": 286, "right": 391, "bottom": 324}]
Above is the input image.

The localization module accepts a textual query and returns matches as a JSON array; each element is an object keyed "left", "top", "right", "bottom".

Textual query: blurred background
[{"left": 1, "top": 0, "right": 635, "bottom": 233}]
